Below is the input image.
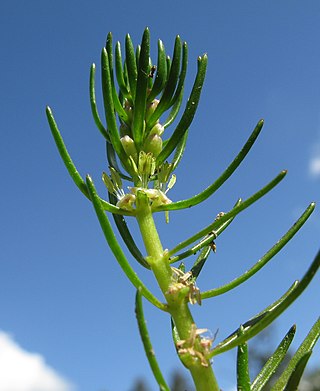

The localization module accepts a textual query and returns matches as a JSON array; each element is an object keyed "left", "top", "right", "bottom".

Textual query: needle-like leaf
[
  {"left": 147, "top": 39, "right": 167, "bottom": 102},
  {"left": 125, "top": 33, "right": 138, "bottom": 100},
  {"left": 272, "top": 317, "right": 320, "bottom": 391},
  {"left": 201, "top": 202, "right": 315, "bottom": 298},
  {"left": 237, "top": 327, "right": 251, "bottom": 391},
  {"left": 251, "top": 325, "right": 296, "bottom": 391},
  {"left": 135, "top": 290, "right": 170, "bottom": 391},
  {"left": 89, "top": 64, "right": 109, "bottom": 140},
  {"left": 210, "top": 249, "right": 320, "bottom": 357},
  {"left": 109, "top": 192, "right": 150, "bottom": 269},
  {"left": 147, "top": 35, "right": 182, "bottom": 129},
  {"left": 156, "top": 54, "right": 208, "bottom": 166},
  {"left": 282, "top": 352, "right": 312, "bottom": 391},
  {"left": 163, "top": 86, "right": 184, "bottom": 129},
  {"left": 105, "top": 34, "right": 131, "bottom": 125},
  {"left": 154, "top": 119, "right": 264, "bottom": 212},
  {"left": 46, "top": 106, "right": 132, "bottom": 215},
  {"left": 115, "top": 41, "right": 130, "bottom": 99},
  {"left": 132, "top": 27, "right": 150, "bottom": 147},
  {"left": 168, "top": 170, "right": 287, "bottom": 257},
  {"left": 172, "top": 202, "right": 240, "bottom": 266},
  {"left": 101, "top": 48, "right": 135, "bottom": 177},
  {"left": 162, "top": 42, "right": 188, "bottom": 129}
]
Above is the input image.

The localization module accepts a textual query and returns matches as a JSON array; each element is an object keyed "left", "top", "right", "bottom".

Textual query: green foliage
[{"left": 47, "top": 28, "right": 319, "bottom": 390}]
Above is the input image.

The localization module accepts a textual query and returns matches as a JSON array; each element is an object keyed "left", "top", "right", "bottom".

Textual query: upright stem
[{"left": 135, "top": 191, "right": 219, "bottom": 391}]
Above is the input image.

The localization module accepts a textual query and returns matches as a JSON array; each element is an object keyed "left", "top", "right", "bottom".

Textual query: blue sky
[{"left": 0, "top": 1, "right": 319, "bottom": 390}]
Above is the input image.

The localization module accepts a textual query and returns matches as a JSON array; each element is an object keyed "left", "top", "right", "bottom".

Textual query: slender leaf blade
[
  {"left": 132, "top": 27, "right": 150, "bottom": 147},
  {"left": 115, "top": 41, "right": 130, "bottom": 98},
  {"left": 46, "top": 106, "right": 131, "bottom": 215},
  {"left": 282, "top": 352, "right": 312, "bottom": 391},
  {"left": 89, "top": 64, "right": 109, "bottom": 140},
  {"left": 210, "top": 251, "right": 320, "bottom": 357},
  {"left": 156, "top": 54, "right": 208, "bottom": 166},
  {"left": 251, "top": 325, "right": 296, "bottom": 391},
  {"left": 168, "top": 171, "right": 287, "bottom": 257},
  {"left": 154, "top": 119, "right": 264, "bottom": 212},
  {"left": 147, "top": 35, "right": 182, "bottom": 129},
  {"left": 147, "top": 39, "right": 167, "bottom": 102},
  {"left": 135, "top": 290, "right": 170, "bottom": 391},
  {"left": 237, "top": 329, "right": 251, "bottom": 391},
  {"left": 109, "top": 192, "right": 150, "bottom": 268},
  {"left": 125, "top": 33, "right": 138, "bottom": 100},
  {"left": 202, "top": 202, "right": 315, "bottom": 298},
  {"left": 272, "top": 317, "right": 320, "bottom": 391}
]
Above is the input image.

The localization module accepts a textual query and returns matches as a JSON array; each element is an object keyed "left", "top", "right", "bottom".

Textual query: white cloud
[
  {"left": 309, "top": 142, "right": 320, "bottom": 178},
  {"left": 309, "top": 155, "right": 320, "bottom": 177},
  {"left": 0, "top": 331, "right": 75, "bottom": 391}
]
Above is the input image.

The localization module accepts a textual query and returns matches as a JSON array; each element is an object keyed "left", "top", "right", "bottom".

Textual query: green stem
[{"left": 135, "top": 190, "right": 219, "bottom": 391}]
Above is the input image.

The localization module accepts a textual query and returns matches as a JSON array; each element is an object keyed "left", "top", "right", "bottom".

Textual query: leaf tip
[{"left": 86, "top": 174, "right": 93, "bottom": 184}]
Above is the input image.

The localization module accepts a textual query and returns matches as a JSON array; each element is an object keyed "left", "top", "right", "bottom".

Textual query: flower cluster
[{"left": 102, "top": 162, "right": 175, "bottom": 213}]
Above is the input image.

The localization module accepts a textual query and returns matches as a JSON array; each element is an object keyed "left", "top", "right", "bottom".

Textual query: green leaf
[
  {"left": 162, "top": 42, "right": 188, "bottom": 128},
  {"left": 282, "top": 352, "right": 312, "bottom": 391},
  {"left": 111, "top": 85, "right": 130, "bottom": 125},
  {"left": 251, "top": 325, "right": 296, "bottom": 391},
  {"left": 105, "top": 32, "right": 113, "bottom": 75},
  {"left": 170, "top": 128, "right": 188, "bottom": 172},
  {"left": 154, "top": 119, "right": 264, "bottom": 212},
  {"left": 210, "top": 250, "right": 320, "bottom": 357},
  {"left": 190, "top": 246, "right": 211, "bottom": 280},
  {"left": 172, "top": 201, "right": 240, "bottom": 266},
  {"left": 108, "top": 192, "right": 150, "bottom": 269},
  {"left": 89, "top": 64, "right": 109, "bottom": 140},
  {"left": 156, "top": 54, "right": 208, "bottom": 166},
  {"left": 46, "top": 106, "right": 132, "bottom": 215},
  {"left": 105, "top": 33, "right": 130, "bottom": 124},
  {"left": 135, "top": 290, "right": 170, "bottom": 391},
  {"left": 125, "top": 33, "right": 138, "bottom": 100},
  {"left": 272, "top": 317, "right": 320, "bottom": 391},
  {"left": 201, "top": 202, "right": 315, "bottom": 298},
  {"left": 162, "top": 85, "right": 184, "bottom": 129},
  {"left": 101, "top": 48, "right": 134, "bottom": 177},
  {"left": 168, "top": 170, "right": 287, "bottom": 257},
  {"left": 115, "top": 41, "right": 130, "bottom": 99},
  {"left": 147, "top": 39, "right": 168, "bottom": 102},
  {"left": 237, "top": 327, "right": 251, "bottom": 391},
  {"left": 169, "top": 42, "right": 188, "bottom": 107},
  {"left": 85, "top": 175, "right": 167, "bottom": 311},
  {"left": 132, "top": 27, "right": 150, "bottom": 148},
  {"left": 147, "top": 35, "right": 182, "bottom": 129}
]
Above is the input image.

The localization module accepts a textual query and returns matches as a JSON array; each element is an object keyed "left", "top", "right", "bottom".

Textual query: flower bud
[
  {"left": 145, "top": 99, "right": 159, "bottom": 121},
  {"left": 149, "top": 123, "right": 164, "bottom": 136},
  {"left": 143, "top": 134, "right": 163, "bottom": 157},
  {"left": 120, "top": 135, "right": 138, "bottom": 162}
]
